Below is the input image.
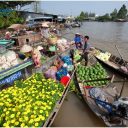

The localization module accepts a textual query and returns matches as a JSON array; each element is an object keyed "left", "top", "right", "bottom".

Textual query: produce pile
[
  {"left": 57, "top": 38, "right": 70, "bottom": 52},
  {"left": 96, "top": 52, "right": 111, "bottom": 61},
  {"left": 48, "top": 35, "right": 58, "bottom": 45},
  {"left": 94, "top": 49, "right": 111, "bottom": 61},
  {"left": 0, "top": 50, "right": 22, "bottom": 72},
  {"left": 0, "top": 73, "right": 64, "bottom": 127},
  {"left": 76, "top": 62, "right": 109, "bottom": 87},
  {"left": 74, "top": 50, "right": 81, "bottom": 61}
]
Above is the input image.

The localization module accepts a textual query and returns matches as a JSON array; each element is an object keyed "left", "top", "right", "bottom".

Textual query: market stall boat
[
  {"left": 93, "top": 48, "right": 128, "bottom": 78},
  {"left": 0, "top": 46, "right": 75, "bottom": 127},
  {"left": 73, "top": 54, "right": 128, "bottom": 127}
]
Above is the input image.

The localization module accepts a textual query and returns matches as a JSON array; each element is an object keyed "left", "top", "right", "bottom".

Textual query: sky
[{"left": 23, "top": 1, "right": 128, "bottom": 16}]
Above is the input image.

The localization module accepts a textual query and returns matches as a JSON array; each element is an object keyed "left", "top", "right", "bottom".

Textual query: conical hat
[
  {"left": 37, "top": 46, "right": 43, "bottom": 51},
  {"left": 20, "top": 44, "right": 33, "bottom": 53},
  {"left": 42, "top": 23, "right": 49, "bottom": 28}
]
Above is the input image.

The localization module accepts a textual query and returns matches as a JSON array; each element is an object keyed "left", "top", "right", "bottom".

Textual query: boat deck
[{"left": 105, "top": 61, "right": 120, "bottom": 69}]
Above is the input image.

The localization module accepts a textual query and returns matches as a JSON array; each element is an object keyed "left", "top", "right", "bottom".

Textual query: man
[
  {"left": 5, "top": 31, "right": 11, "bottom": 40},
  {"left": 74, "top": 33, "right": 82, "bottom": 49},
  {"left": 77, "top": 35, "right": 90, "bottom": 66}
]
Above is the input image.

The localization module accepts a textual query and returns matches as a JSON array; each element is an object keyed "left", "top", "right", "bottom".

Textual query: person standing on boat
[
  {"left": 74, "top": 33, "right": 82, "bottom": 49},
  {"left": 41, "top": 23, "right": 50, "bottom": 39},
  {"left": 77, "top": 35, "right": 90, "bottom": 66}
]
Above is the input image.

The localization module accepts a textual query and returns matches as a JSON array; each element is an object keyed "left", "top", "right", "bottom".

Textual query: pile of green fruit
[
  {"left": 74, "top": 50, "right": 81, "bottom": 61},
  {"left": 0, "top": 73, "right": 64, "bottom": 127},
  {"left": 76, "top": 62, "right": 109, "bottom": 87}
]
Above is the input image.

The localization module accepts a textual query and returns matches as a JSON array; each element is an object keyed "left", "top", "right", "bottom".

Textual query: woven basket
[{"left": 48, "top": 37, "right": 58, "bottom": 45}]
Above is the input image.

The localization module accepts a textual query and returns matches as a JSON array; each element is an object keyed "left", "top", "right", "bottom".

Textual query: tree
[
  {"left": 96, "top": 13, "right": 110, "bottom": 22},
  {"left": 110, "top": 9, "right": 117, "bottom": 21},
  {"left": 117, "top": 4, "right": 127, "bottom": 19},
  {"left": 0, "top": 1, "right": 34, "bottom": 10},
  {"left": 0, "top": 1, "right": 32, "bottom": 28},
  {"left": 80, "top": 11, "right": 86, "bottom": 19},
  {"left": 76, "top": 11, "right": 86, "bottom": 21},
  {"left": 84, "top": 12, "right": 89, "bottom": 18},
  {"left": 89, "top": 12, "right": 95, "bottom": 17}
]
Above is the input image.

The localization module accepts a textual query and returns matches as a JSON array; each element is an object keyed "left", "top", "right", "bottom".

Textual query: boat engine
[{"left": 113, "top": 97, "right": 128, "bottom": 119}]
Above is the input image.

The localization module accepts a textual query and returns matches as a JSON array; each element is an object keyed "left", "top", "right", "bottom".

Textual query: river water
[
  {"left": 62, "top": 21, "right": 128, "bottom": 60},
  {"left": 52, "top": 22, "right": 128, "bottom": 127}
]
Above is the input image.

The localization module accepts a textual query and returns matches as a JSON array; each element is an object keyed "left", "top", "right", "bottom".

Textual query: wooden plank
[{"left": 81, "top": 77, "right": 112, "bottom": 83}]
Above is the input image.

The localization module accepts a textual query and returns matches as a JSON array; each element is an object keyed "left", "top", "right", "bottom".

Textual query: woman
[{"left": 74, "top": 33, "right": 82, "bottom": 49}]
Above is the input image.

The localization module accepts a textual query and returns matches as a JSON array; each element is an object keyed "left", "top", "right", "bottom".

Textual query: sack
[
  {"left": 67, "top": 65, "right": 74, "bottom": 71},
  {"left": 44, "top": 66, "right": 57, "bottom": 80}
]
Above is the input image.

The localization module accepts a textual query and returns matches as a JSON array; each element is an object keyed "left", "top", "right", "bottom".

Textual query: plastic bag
[
  {"left": 5, "top": 50, "right": 17, "bottom": 62},
  {"left": 61, "top": 56, "right": 72, "bottom": 65},
  {"left": 56, "top": 67, "right": 68, "bottom": 81}
]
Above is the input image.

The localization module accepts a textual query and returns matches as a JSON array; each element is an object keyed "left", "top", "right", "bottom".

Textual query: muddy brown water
[
  {"left": 52, "top": 66, "right": 128, "bottom": 127},
  {"left": 52, "top": 22, "right": 128, "bottom": 127}
]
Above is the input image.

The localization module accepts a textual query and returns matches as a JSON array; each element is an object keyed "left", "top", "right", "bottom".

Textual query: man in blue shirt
[{"left": 74, "top": 33, "right": 82, "bottom": 49}]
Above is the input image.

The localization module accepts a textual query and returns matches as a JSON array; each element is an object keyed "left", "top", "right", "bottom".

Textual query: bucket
[{"left": 60, "top": 76, "right": 70, "bottom": 86}]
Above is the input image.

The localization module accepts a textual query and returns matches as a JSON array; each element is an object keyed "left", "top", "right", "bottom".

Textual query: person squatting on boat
[
  {"left": 77, "top": 35, "right": 90, "bottom": 66},
  {"left": 74, "top": 33, "right": 83, "bottom": 49}
]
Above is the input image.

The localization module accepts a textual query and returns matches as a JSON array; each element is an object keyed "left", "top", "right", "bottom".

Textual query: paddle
[
  {"left": 115, "top": 45, "right": 123, "bottom": 60},
  {"left": 115, "top": 45, "right": 127, "bottom": 66}
]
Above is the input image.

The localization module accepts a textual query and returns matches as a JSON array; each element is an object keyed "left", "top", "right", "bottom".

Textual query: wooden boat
[
  {"left": 73, "top": 55, "right": 128, "bottom": 127},
  {"left": 75, "top": 82, "right": 127, "bottom": 126},
  {"left": 42, "top": 48, "right": 76, "bottom": 127},
  {"left": 0, "top": 43, "right": 75, "bottom": 88},
  {"left": 0, "top": 45, "right": 75, "bottom": 127},
  {"left": 71, "top": 22, "right": 81, "bottom": 27},
  {"left": 93, "top": 48, "right": 128, "bottom": 78},
  {"left": 23, "top": 47, "right": 76, "bottom": 127}
]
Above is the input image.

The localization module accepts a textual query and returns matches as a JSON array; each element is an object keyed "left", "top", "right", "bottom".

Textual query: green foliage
[
  {"left": 84, "top": 12, "right": 89, "bottom": 18},
  {"left": 76, "top": 11, "right": 95, "bottom": 21},
  {"left": 0, "top": 10, "right": 25, "bottom": 29},
  {"left": 117, "top": 4, "right": 127, "bottom": 19},
  {"left": 110, "top": 9, "right": 117, "bottom": 21},
  {"left": 77, "top": 4, "right": 128, "bottom": 22},
  {"left": 69, "top": 80, "right": 76, "bottom": 92},
  {"left": 96, "top": 13, "right": 111, "bottom": 22},
  {"left": 0, "top": 1, "right": 33, "bottom": 28},
  {"left": 89, "top": 12, "right": 95, "bottom": 17},
  {"left": 0, "top": 1, "right": 33, "bottom": 9}
]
